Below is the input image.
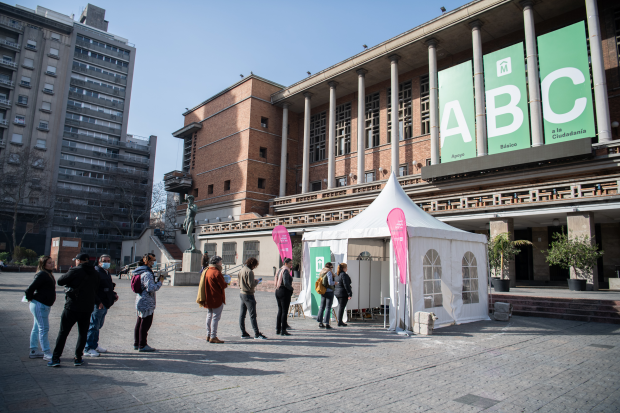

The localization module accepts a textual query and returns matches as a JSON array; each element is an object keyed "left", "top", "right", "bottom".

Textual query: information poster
[
  {"left": 483, "top": 42, "right": 531, "bottom": 154},
  {"left": 537, "top": 21, "right": 595, "bottom": 144},
  {"left": 309, "top": 246, "right": 331, "bottom": 316}
]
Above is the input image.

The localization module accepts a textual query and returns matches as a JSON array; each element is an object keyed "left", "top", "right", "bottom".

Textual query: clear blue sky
[{"left": 17, "top": 0, "right": 471, "bottom": 183}]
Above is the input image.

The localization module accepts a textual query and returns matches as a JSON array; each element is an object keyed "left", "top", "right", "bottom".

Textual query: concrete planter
[
  {"left": 567, "top": 279, "right": 587, "bottom": 291},
  {"left": 608, "top": 278, "right": 620, "bottom": 291}
]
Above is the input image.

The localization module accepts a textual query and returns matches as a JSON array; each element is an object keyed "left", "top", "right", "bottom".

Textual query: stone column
[
  {"left": 301, "top": 92, "right": 312, "bottom": 194},
  {"left": 490, "top": 218, "right": 516, "bottom": 287},
  {"left": 279, "top": 103, "right": 289, "bottom": 197},
  {"left": 521, "top": 0, "right": 544, "bottom": 147},
  {"left": 327, "top": 81, "right": 338, "bottom": 189},
  {"left": 426, "top": 39, "right": 439, "bottom": 165},
  {"left": 389, "top": 54, "right": 400, "bottom": 173},
  {"left": 585, "top": 0, "right": 612, "bottom": 143},
  {"left": 470, "top": 20, "right": 487, "bottom": 157},
  {"left": 567, "top": 211, "right": 598, "bottom": 290},
  {"left": 356, "top": 69, "right": 367, "bottom": 184}
]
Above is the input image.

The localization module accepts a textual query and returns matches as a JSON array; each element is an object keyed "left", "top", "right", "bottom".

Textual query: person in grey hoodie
[
  {"left": 134, "top": 253, "right": 163, "bottom": 352},
  {"left": 238, "top": 257, "right": 267, "bottom": 340},
  {"left": 275, "top": 258, "right": 294, "bottom": 336}
]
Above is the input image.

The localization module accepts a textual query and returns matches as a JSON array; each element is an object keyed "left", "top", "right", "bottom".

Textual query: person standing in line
[
  {"left": 238, "top": 257, "right": 267, "bottom": 340},
  {"left": 201, "top": 252, "right": 209, "bottom": 272},
  {"left": 334, "top": 263, "right": 352, "bottom": 327},
  {"left": 84, "top": 254, "right": 118, "bottom": 357},
  {"left": 134, "top": 253, "right": 163, "bottom": 352},
  {"left": 275, "top": 258, "right": 294, "bottom": 336},
  {"left": 197, "top": 256, "right": 228, "bottom": 344},
  {"left": 316, "top": 262, "right": 336, "bottom": 329},
  {"left": 25, "top": 256, "right": 57, "bottom": 361},
  {"left": 48, "top": 253, "right": 100, "bottom": 367}
]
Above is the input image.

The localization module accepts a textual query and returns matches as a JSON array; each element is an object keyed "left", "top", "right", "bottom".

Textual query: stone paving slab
[{"left": 1, "top": 272, "right": 620, "bottom": 412}]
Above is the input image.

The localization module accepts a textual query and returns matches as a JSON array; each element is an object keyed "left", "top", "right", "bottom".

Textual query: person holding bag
[
  {"left": 25, "top": 256, "right": 56, "bottom": 361},
  {"left": 334, "top": 263, "right": 352, "bottom": 327},
  {"left": 275, "top": 258, "right": 294, "bottom": 336},
  {"left": 197, "top": 256, "right": 228, "bottom": 343},
  {"left": 238, "top": 257, "right": 267, "bottom": 340},
  {"left": 134, "top": 253, "right": 163, "bottom": 352},
  {"left": 316, "top": 262, "right": 335, "bottom": 329}
]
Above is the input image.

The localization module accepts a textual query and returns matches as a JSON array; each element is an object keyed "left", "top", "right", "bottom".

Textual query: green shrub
[{"left": 0, "top": 252, "right": 9, "bottom": 262}]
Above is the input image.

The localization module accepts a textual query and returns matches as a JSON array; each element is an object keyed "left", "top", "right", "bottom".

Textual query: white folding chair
[
  {"left": 330, "top": 300, "right": 339, "bottom": 324},
  {"left": 288, "top": 291, "right": 305, "bottom": 319}
]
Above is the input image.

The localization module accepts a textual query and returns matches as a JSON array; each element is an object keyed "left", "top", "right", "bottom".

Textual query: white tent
[{"left": 302, "top": 173, "right": 490, "bottom": 330}]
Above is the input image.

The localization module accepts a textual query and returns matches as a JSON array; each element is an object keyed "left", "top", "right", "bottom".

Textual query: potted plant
[
  {"left": 545, "top": 231, "right": 603, "bottom": 291},
  {"left": 489, "top": 232, "right": 532, "bottom": 292}
]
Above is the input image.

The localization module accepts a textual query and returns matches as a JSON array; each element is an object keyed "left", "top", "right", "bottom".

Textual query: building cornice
[{"left": 0, "top": 3, "right": 73, "bottom": 33}]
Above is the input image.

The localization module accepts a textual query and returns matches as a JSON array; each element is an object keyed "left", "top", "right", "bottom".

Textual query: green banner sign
[
  {"left": 309, "top": 246, "right": 331, "bottom": 316},
  {"left": 438, "top": 60, "right": 476, "bottom": 163},
  {"left": 483, "top": 42, "right": 531, "bottom": 154},
  {"left": 537, "top": 21, "right": 595, "bottom": 144}
]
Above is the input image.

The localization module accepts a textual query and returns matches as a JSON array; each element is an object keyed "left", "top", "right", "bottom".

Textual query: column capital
[
  {"left": 282, "top": 102, "right": 290, "bottom": 108},
  {"left": 303, "top": 92, "right": 313, "bottom": 99},
  {"left": 519, "top": 0, "right": 534, "bottom": 9},
  {"left": 424, "top": 38, "right": 439, "bottom": 47},
  {"left": 327, "top": 81, "right": 339, "bottom": 88},
  {"left": 356, "top": 68, "right": 368, "bottom": 76},
  {"left": 468, "top": 19, "right": 483, "bottom": 29},
  {"left": 388, "top": 54, "right": 401, "bottom": 63}
]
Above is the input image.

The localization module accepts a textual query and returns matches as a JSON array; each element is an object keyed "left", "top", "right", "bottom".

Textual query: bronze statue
[{"left": 183, "top": 195, "right": 198, "bottom": 253}]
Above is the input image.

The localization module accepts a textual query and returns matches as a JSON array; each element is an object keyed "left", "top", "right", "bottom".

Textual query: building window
[
  {"left": 224, "top": 180, "right": 231, "bottom": 191},
  {"left": 204, "top": 243, "right": 216, "bottom": 257},
  {"left": 425, "top": 158, "right": 431, "bottom": 166},
  {"left": 336, "top": 176, "right": 347, "bottom": 187},
  {"left": 260, "top": 117, "right": 268, "bottom": 128},
  {"left": 310, "top": 112, "right": 326, "bottom": 162},
  {"left": 23, "top": 57, "right": 34, "bottom": 68},
  {"left": 423, "top": 249, "right": 442, "bottom": 309},
  {"left": 462, "top": 252, "right": 479, "bottom": 304},
  {"left": 365, "top": 170, "right": 375, "bottom": 183},
  {"left": 49, "top": 47, "right": 59, "bottom": 56},
  {"left": 51, "top": 33, "right": 60, "bottom": 42},
  {"left": 258, "top": 178, "right": 266, "bottom": 189},
  {"left": 365, "top": 92, "right": 380, "bottom": 148},
  {"left": 36, "top": 139, "right": 46, "bottom": 148},
  {"left": 43, "top": 83, "right": 54, "bottom": 94},
  {"left": 420, "top": 75, "right": 430, "bottom": 135},
  {"left": 26, "top": 40, "right": 36, "bottom": 50},
  {"left": 311, "top": 181, "right": 322, "bottom": 192},
  {"left": 335, "top": 102, "right": 351, "bottom": 155},
  {"left": 242, "top": 240, "right": 260, "bottom": 263},
  {"left": 18, "top": 95, "right": 28, "bottom": 105},
  {"left": 399, "top": 163, "right": 408, "bottom": 177},
  {"left": 14, "top": 115, "right": 25, "bottom": 125},
  {"left": 20, "top": 76, "right": 31, "bottom": 87},
  {"left": 38, "top": 121, "right": 49, "bottom": 130},
  {"left": 46, "top": 65, "right": 56, "bottom": 75},
  {"left": 259, "top": 147, "right": 267, "bottom": 158},
  {"left": 8, "top": 153, "right": 19, "bottom": 163},
  {"left": 222, "top": 242, "right": 237, "bottom": 265},
  {"left": 11, "top": 133, "right": 22, "bottom": 143},
  {"left": 207, "top": 184, "right": 213, "bottom": 194},
  {"left": 41, "top": 101, "right": 51, "bottom": 111},
  {"left": 387, "top": 80, "right": 412, "bottom": 142}
]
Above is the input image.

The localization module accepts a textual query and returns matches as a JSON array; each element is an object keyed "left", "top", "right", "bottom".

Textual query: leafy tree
[
  {"left": 545, "top": 231, "right": 603, "bottom": 281},
  {"left": 0, "top": 252, "right": 9, "bottom": 262},
  {"left": 292, "top": 242, "right": 303, "bottom": 271},
  {"left": 489, "top": 232, "right": 533, "bottom": 279}
]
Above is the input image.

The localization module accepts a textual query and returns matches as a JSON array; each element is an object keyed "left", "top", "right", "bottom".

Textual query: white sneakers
[
  {"left": 29, "top": 350, "right": 44, "bottom": 359},
  {"left": 84, "top": 348, "right": 100, "bottom": 357},
  {"left": 96, "top": 346, "right": 107, "bottom": 353},
  {"left": 43, "top": 352, "right": 53, "bottom": 361}
]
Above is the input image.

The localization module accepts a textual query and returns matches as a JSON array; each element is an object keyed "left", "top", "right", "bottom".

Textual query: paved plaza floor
[{"left": 1, "top": 272, "right": 619, "bottom": 412}]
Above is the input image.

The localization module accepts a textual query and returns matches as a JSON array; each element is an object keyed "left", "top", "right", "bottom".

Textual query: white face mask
[
  {"left": 152, "top": 260, "right": 157, "bottom": 267},
  {"left": 101, "top": 262, "right": 110, "bottom": 269}
]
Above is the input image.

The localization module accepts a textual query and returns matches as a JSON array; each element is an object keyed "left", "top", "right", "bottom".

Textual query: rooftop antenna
[
  {"left": 440, "top": 6, "right": 446, "bottom": 13},
  {"left": 363, "top": 44, "right": 368, "bottom": 49},
  {"left": 307, "top": 71, "right": 311, "bottom": 76},
  {"left": 240, "top": 74, "right": 243, "bottom": 78}
]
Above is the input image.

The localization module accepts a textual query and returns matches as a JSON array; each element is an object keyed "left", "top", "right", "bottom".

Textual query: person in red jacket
[{"left": 200, "top": 256, "right": 228, "bottom": 343}]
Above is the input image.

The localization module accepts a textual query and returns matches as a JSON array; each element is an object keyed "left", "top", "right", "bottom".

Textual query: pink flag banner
[
  {"left": 272, "top": 225, "right": 293, "bottom": 262},
  {"left": 387, "top": 208, "right": 408, "bottom": 284}
]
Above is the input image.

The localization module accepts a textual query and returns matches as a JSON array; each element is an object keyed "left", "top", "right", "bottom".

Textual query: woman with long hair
[
  {"left": 334, "top": 263, "right": 353, "bottom": 326},
  {"left": 275, "top": 258, "right": 294, "bottom": 336},
  {"left": 201, "top": 252, "right": 209, "bottom": 272},
  {"left": 25, "top": 256, "right": 57, "bottom": 361},
  {"left": 316, "top": 262, "right": 335, "bottom": 329},
  {"left": 134, "top": 253, "right": 163, "bottom": 352}
]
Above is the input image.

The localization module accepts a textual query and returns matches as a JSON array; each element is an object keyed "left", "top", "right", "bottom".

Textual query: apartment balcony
[
  {"left": 58, "top": 173, "right": 116, "bottom": 187},
  {"left": 74, "top": 53, "right": 128, "bottom": 74},
  {"left": 62, "top": 144, "right": 120, "bottom": 160},
  {"left": 0, "top": 16, "right": 23, "bottom": 32},
  {"left": 0, "top": 78, "right": 14, "bottom": 89},
  {"left": 65, "top": 118, "right": 122, "bottom": 136},
  {"left": 0, "top": 59, "right": 18, "bottom": 70},
  {"left": 121, "top": 141, "right": 150, "bottom": 155},
  {"left": 68, "top": 91, "right": 124, "bottom": 110},
  {"left": 58, "top": 156, "right": 150, "bottom": 179},
  {"left": 0, "top": 119, "right": 8, "bottom": 128},
  {"left": 72, "top": 62, "right": 127, "bottom": 86},
  {"left": 164, "top": 170, "right": 193, "bottom": 193},
  {"left": 56, "top": 187, "right": 118, "bottom": 201},
  {"left": 53, "top": 216, "right": 102, "bottom": 228},
  {"left": 70, "top": 77, "right": 126, "bottom": 98},
  {"left": 66, "top": 104, "right": 123, "bottom": 123},
  {"left": 51, "top": 231, "right": 127, "bottom": 241},
  {"left": 62, "top": 130, "right": 122, "bottom": 149},
  {"left": 0, "top": 98, "right": 11, "bottom": 109},
  {"left": 0, "top": 38, "right": 20, "bottom": 52},
  {"left": 121, "top": 154, "right": 149, "bottom": 167},
  {"left": 75, "top": 39, "right": 130, "bottom": 62}
]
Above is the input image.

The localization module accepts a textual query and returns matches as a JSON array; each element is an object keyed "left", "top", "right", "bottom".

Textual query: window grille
[
  {"left": 335, "top": 102, "right": 351, "bottom": 155},
  {"left": 462, "top": 252, "right": 479, "bottom": 304},
  {"left": 310, "top": 112, "right": 326, "bottom": 162},
  {"left": 365, "top": 92, "right": 380, "bottom": 148},
  {"left": 243, "top": 241, "right": 260, "bottom": 263},
  {"left": 311, "top": 181, "right": 322, "bottom": 192},
  {"left": 420, "top": 75, "right": 430, "bottom": 135},
  {"left": 222, "top": 242, "right": 236, "bottom": 265},
  {"left": 423, "top": 249, "right": 442, "bottom": 308},
  {"left": 204, "top": 243, "right": 216, "bottom": 258},
  {"left": 387, "top": 80, "right": 412, "bottom": 142}
]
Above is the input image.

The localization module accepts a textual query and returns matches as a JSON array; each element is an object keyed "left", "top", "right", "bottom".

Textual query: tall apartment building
[{"left": 0, "top": 3, "right": 156, "bottom": 263}]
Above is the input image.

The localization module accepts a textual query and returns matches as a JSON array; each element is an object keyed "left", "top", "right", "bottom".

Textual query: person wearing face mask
[
  {"left": 197, "top": 256, "right": 228, "bottom": 344},
  {"left": 84, "top": 255, "right": 118, "bottom": 357},
  {"left": 134, "top": 253, "right": 163, "bottom": 352}
]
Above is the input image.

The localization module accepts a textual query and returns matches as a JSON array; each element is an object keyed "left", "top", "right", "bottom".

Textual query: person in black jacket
[
  {"left": 275, "top": 258, "right": 294, "bottom": 336},
  {"left": 48, "top": 253, "right": 100, "bottom": 367},
  {"left": 25, "top": 256, "right": 57, "bottom": 361},
  {"left": 84, "top": 254, "right": 118, "bottom": 357},
  {"left": 334, "top": 263, "right": 353, "bottom": 327}
]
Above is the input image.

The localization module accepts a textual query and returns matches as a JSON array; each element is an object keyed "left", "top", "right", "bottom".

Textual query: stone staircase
[
  {"left": 489, "top": 295, "right": 620, "bottom": 324},
  {"left": 163, "top": 243, "right": 184, "bottom": 260}
]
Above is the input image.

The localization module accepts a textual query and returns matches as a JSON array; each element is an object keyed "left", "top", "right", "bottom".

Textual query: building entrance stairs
[{"left": 163, "top": 243, "right": 184, "bottom": 260}]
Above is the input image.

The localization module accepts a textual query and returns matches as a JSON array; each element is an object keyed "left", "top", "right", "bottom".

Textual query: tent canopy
[{"left": 304, "top": 173, "right": 486, "bottom": 244}]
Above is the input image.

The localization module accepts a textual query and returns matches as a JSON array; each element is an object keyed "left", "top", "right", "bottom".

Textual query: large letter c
[{"left": 541, "top": 67, "right": 587, "bottom": 124}]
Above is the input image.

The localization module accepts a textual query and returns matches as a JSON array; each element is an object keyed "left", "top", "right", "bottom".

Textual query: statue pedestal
[{"left": 183, "top": 251, "right": 202, "bottom": 273}]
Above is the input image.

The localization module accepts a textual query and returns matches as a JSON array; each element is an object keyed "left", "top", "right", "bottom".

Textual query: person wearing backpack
[
  {"left": 48, "top": 253, "right": 101, "bottom": 367},
  {"left": 133, "top": 253, "right": 163, "bottom": 352},
  {"left": 275, "top": 258, "right": 294, "bottom": 336},
  {"left": 334, "top": 263, "right": 352, "bottom": 327},
  {"left": 316, "top": 262, "right": 336, "bottom": 329}
]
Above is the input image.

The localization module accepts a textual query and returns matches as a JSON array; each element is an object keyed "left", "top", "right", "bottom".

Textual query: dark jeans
[
  {"left": 239, "top": 293, "right": 259, "bottom": 336},
  {"left": 317, "top": 291, "right": 334, "bottom": 325},
  {"left": 336, "top": 296, "right": 349, "bottom": 323},
  {"left": 52, "top": 308, "right": 91, "bottom": 360},
  {"left": 275, "top": 288, "right": 292, "bottom": 332},
  {"left": 134, "top": 314, "right": 154, "bottom": 348}
]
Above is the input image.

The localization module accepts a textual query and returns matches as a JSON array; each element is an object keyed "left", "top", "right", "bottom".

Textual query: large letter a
[{"left": 440, "top": 100, "right": 472, "bottom": 147}]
